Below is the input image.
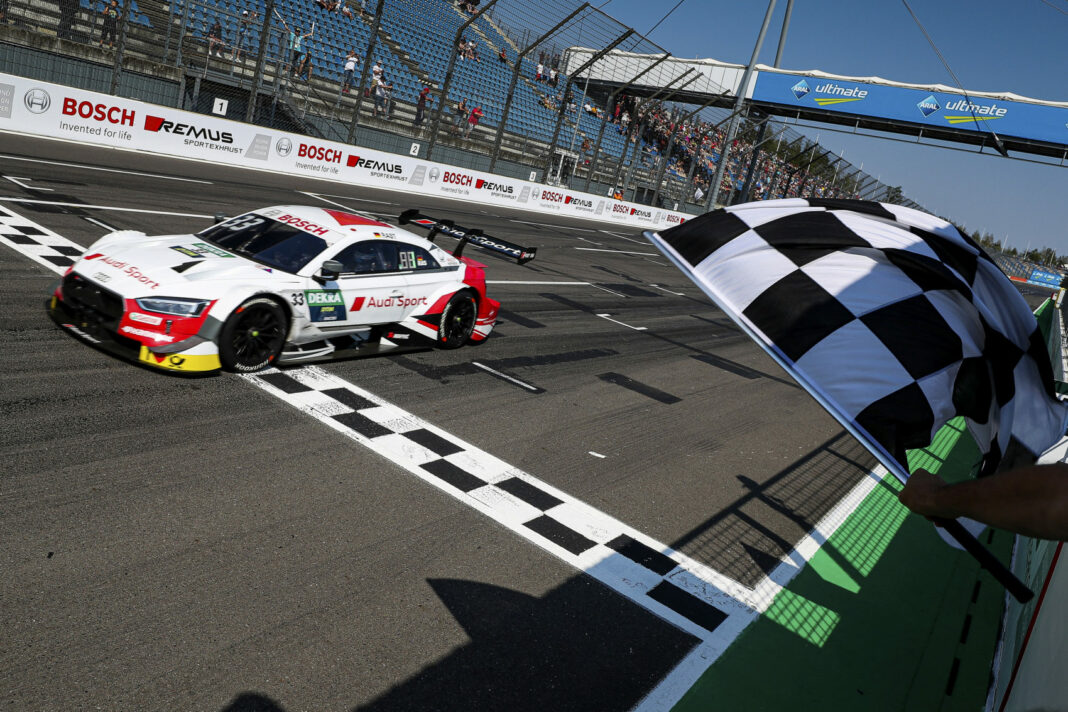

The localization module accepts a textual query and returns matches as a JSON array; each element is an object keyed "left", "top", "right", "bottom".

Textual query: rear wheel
[
  {"left": 218, "top": 296, "right": 287, "bottom": 372},
  {"left": 437, "top": 291, "right": 476, "bottom": 349}
]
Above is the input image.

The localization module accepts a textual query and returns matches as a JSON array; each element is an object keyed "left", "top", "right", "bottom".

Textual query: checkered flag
[{"left": 647, "top": 199, "right": 1068, "bottom": 601}]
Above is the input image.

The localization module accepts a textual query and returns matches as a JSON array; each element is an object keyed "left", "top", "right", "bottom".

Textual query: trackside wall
[{"left": 0, "top": 72, "right": 693, "bottom": 230}]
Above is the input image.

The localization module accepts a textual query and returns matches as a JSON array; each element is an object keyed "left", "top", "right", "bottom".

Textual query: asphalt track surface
[{"left": 0, "top": 134, "right": 883, "bottom": 711}]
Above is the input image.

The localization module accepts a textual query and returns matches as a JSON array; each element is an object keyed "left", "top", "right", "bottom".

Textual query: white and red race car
[{"left": 48, "top": 206, "right": 535, "bottom": 374}]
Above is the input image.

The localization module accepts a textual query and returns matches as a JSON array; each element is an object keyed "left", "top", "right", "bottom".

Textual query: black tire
[
  {"left": 218, "top": 296, "right": 287, "bottom": 372},
  {"left": 437, "top": 291, "right": 477, "bottom": 349}
]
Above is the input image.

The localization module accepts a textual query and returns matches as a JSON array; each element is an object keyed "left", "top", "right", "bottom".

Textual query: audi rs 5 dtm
[{"left": 48, "top": 206, "right": 536, "bottom": 374}]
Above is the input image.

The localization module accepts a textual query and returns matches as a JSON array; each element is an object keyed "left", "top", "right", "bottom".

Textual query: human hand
[{"left": 898, "top": 469, "right": 948, "bottom": 517}]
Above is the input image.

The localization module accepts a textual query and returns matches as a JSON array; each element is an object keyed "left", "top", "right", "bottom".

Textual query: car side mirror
[{"left": 314, "top": 259, "right": 344, "bottom": 284}]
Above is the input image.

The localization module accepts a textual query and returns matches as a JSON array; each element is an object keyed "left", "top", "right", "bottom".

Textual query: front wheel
[
  {"left": 437, "top": 291, "right": 476, "bottom": 349},
  {"left": 218, "top": 296, "right": 287, "bottom": 372}
]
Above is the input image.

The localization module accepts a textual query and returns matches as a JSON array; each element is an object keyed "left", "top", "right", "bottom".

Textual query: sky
[{"left": 594, "top": 0, "right": 1068, "bottom": 256}]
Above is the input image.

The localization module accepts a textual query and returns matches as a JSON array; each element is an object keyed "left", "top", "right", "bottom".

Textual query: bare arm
[{"left": 899, "top": 465, "right": 1068, "bottom": 540}]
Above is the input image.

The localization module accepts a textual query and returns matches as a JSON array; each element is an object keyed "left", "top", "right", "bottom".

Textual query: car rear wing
[{"left": 398, "top": 209, "right": 536, "bottom": 265}]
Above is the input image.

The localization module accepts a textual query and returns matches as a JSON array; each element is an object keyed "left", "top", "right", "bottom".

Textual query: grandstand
[{"left": 0, "top": 0, "right": 915, "bottom": 210}]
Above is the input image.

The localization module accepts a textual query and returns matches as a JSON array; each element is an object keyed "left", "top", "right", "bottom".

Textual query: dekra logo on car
[{"left": 304, "top": 289, "right": 347, "bottom": 322}]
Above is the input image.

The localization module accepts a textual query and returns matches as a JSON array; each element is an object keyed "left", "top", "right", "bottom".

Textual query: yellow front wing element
[{"left": 138, "top": 345, "right": 221, "bottom": 372}]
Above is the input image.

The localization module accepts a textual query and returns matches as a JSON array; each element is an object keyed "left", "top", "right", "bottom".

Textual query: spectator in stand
[
  {"left": 291, "top": 25, "right": 314, "bottom": 78},
  {"left": 498, "top": 47, "right": 507, "bottom": 63},
  {"left": 549, "top": 68, "right": 557, "bottom": 87},
  {"left": 457, "top": 36, "right": 466, "bottom": 59},
  {"left": 414, "top": 86, "right": 432, "bottom": 126},
  {"left": 464, "top": 105, "right": 483, "bottom": 138},
  {"left": 371, "top": 60, "right": 383, "bottom": 83},
  {"left": 208, "top": 19, "right": 225, "bottom": 57},
  {"left": 99, "top": 0, "right": 119, "bottom": 49},
  {"left": 341, "top": 49, "right": 359, "bottom": 93},
  {"left": 535, "top": 62, "right": 543, "bottom": 81},
  {"left": 232, "top": 10, "right": 256, "bottom": 61},
  {"left": 372, "top": 77, "right": 386, "bottom": 117},
  {"left": 453, "top": 97, "right": 469, "bottom": 133},
  {"left": 341, "top": 3, "right": 353, "bottom": 19},
  {"left": 56, "top": 0, "right": 77, "bottom": 39},
  {"left": 383, "top": 77, "right": 395, "bottom": 119}
]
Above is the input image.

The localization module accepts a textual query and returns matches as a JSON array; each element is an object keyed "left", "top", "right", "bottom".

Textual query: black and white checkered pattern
[
  {"left": 243, "top": 365, "right": 753, "bottom": 641},
  {"left": 0, "top": 205, "right": 86, "bottom": 274},
  {"left": 650, "top": 198, "right": 1068, "bottom": 476}
]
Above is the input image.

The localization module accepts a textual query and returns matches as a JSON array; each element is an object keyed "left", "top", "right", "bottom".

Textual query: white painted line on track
[
  {"left": 510, "top": 219, "right": 597, "bottom": 232},
  {"left": 576, "top": 247, "right": 660, "bottom": 256},
  {"left": 596, "top": 313, "right": 647, "bottom": 331},
  {"left": 576, "top": 236, "right": 604, "bottom": 245},
  {"left": 600, "top": 230, "right": 646, "bottom": 244},
  {"left": 487, "top": 280, "right": 590, "bottom": 286},
  {"left": 471, "top": 361, "right": 541, "bottom": 392},
  {"left": 649, "top": 284, "right": 686, "bottom": 296},
  {"left": 83, "top": 216, "right": 117, "bottom": 232},
  {"left": 589, "top": 451, "right": 606, "bottom": 459},
  {"left": 299, "top": 190, "right": 397, "bottom": 206},
  {"left": 5, "top": 175, "right": 53, "bottom": 191},
  {"left": 0, "top": 153, "right": 213, "bottom": 183},
  {"left": 590, "top": 284, "right": 628, "bottom": 298},
  {"left": 0, "top": 197, "right": 213, "bottom": 218}
]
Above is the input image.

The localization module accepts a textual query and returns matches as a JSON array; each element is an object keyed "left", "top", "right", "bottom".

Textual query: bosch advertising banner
[
  {"left": 752, "top": 70, "right": 1068, "bottom": 147},
  {"left": 0, "top": 73, "right": 691, "bottom": 229}
]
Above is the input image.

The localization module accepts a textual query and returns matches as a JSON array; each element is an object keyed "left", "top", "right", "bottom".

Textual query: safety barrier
[{"left": 0, "top": 71, "right": 692, "bottom": 229}]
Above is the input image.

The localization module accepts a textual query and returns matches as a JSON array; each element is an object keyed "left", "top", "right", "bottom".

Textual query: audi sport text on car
[{"left": 49, "top": 206, "right": 535, "bottom": 373}]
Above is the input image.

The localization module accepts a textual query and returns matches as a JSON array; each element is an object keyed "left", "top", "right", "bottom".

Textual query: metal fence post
[
  {"left": 583, "top": 52, "right": 670, "bottom": 193},
  {"left": 607, "top": 68, "right": 696, "bottom": 197},
  {"left": 245, "top": 0, "right": 275, "bottom": 124},
  {"left": 708, "top": 0, "right": 777, "bottom": 207},
  {"left": 424, "top": 0, "right": 500, "bottom": 161},
  {"left": 108, "top": 0, "right": 133, "bottom": 95},
  {"left": 543, "top": 30, "right": 632, "bottom": 183},
  {"left": 487, "top": 3, "right": 589, "bottom": 173},
  {"left": 346, "top": 0, "right": 386, "bottom": 143}
]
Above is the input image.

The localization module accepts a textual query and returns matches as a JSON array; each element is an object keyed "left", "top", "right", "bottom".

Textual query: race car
[{"left": 48, "top": 206, "right": 536, "bottom": 374}]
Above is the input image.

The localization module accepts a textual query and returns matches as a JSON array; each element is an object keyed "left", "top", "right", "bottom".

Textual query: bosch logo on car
[
  {"left": 276, "top": 214, "right": 329, "bottom": 236},
  {"left": 297, "top": 143, "right": 342, "bottom": 163},
  {"left": 442, "top": 171, "right": 473, "bottom": 186},
  {"left": 144, "top": 115, "right": 234, "bottom": 144},
  {"left": 345, "top": 155, "right": 403, "bottom": 174},
  {"left": 62, "top": 98, "right": 134, "bottom": 125},
  {"left": 541, "top": 191, "right": 565, "bottom": 203}
]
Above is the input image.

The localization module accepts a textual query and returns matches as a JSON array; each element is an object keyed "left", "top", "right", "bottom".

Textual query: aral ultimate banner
[{"left": 751, "top": 71, "right": 1068, "bottom": 148}]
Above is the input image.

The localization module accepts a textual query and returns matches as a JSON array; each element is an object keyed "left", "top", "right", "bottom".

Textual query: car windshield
[{"left": 198, "top": 213, "right": 328, "bottom": 274}]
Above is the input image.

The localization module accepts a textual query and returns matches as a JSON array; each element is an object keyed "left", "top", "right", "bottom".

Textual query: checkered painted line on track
[
  {"left": 243, "top": 365, "right": 763, "bottom": 644},
  {"left": 0, "top": 205, "right": 87, "bottom": 273}
]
